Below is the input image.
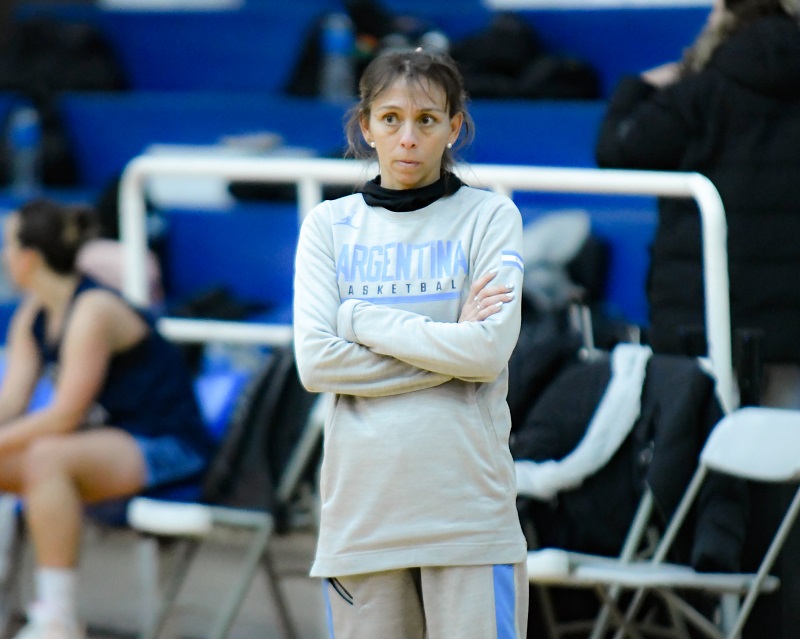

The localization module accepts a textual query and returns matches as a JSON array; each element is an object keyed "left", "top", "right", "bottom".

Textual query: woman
[
  {"left": 595, "top": 0, "right": 800, "bottom": 408},
  {"left": 293, "top": 48, "right": 528, "bottom": 638},
  {"left": 0, "top": 199, "right": 214, "bottom": 639}
]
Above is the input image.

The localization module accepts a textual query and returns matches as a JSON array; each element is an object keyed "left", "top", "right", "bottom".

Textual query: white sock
[{"left": 35, "top": 567, "right": 78, "bottom": 621}]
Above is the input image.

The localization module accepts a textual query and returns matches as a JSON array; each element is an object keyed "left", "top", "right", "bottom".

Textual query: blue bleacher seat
[
  {"left": 15, "top": 3, "right": 322, "bottom": 93},
  {"left": 59, "top": 92, "right": 352, "bottom": 189},
  {"left": 96, "top": 6, "right": 322, "bottom": 92},
  {"left": 465, "top": 100, "right": 606, "bottom": 167},
  {"left": 163, "top": 202, "right": 299, "bottom": 313},
  {"left": 59, "top": 92, "right": 606, "bottom": 190},
  {"left": 512, "top": 7, "right": 708, "bottom": 97},
  {"left": 17, "top": 3, "right": 708, "bottom": 98}
]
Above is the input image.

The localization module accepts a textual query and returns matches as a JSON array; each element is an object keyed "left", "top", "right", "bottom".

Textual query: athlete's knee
[{"left": 23, "top": 435, "right": 73, "bottom": 484}]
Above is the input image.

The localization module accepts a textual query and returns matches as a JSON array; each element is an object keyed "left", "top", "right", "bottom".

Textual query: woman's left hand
[{"left": 459, "top": 270, "right": 515, "bottom": 323}]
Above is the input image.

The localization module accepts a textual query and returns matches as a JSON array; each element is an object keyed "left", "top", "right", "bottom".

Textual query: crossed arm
[{"left": 293, "top": 202, "right": 522, "bottom": 397}]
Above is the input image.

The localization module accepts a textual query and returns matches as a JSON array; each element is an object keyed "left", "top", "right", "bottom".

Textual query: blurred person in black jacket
[{"left": 596, "top": 0, "right": 800, "bottom": 410}]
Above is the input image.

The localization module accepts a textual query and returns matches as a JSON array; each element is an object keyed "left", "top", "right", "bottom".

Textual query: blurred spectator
[
  {"left": 595, "top": 0, "right": 800, "bottom": 410},
  {"left": 0, "top": 198, "right": 213, "bottom": 639}
]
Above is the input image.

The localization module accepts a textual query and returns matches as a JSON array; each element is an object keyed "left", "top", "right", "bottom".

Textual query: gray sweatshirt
[{"left": 293, "top": 185, "right": 527, "bottom": 577}]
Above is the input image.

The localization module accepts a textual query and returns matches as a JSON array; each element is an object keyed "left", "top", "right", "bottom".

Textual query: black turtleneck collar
[{"left": 359, "top": 173, "right": 464, "bottom": 212}]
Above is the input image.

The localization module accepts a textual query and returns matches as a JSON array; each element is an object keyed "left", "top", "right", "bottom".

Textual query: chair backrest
[
  {"left": 199, "top": 344, "right": 319, "bottom": 517},
  {"left": 651, "top": 407, "right": 800, "bottom": 639},
  {"left": 194, "top": 367, "right": 252, "bottom": 443},
  {"left": 651, "top": 406, "right": 800, "bottom": 568},
  {"left": 701, "top": 407, "right": 800, "bottom": 483}
]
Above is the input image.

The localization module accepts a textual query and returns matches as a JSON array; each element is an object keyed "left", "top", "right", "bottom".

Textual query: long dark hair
[
  {"left": 681, "top": 0, "right": 798, "bottom": 75},
  {"left": 344, "top": 47, "right": 474, "bottom": 175},
  {"left": 15, "top": 198, "right": 99, "bottom": 275}
]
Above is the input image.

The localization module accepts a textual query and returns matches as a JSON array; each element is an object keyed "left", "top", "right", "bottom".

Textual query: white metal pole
[
  {"left": 297, "top": 177, "right": 323, "bottom": 224},
  {"left": 118, "top": 157, "right": 150, "bottom": 307},
  {"left": 689, "top": 173, "right": 734, "bottom": 412},
  {"left": 118, "top": 158, "right": 734, "bottom": 409},
  {"left": 156, "top": 318, "right": 293, "bottom": 346}
]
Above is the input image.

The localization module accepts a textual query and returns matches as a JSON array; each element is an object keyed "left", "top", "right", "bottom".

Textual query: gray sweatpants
[{"left": 322, "top": 563, "right": 529, "bottom": 639}]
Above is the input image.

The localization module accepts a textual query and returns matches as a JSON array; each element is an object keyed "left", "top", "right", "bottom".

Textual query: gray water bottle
[
  {"left": 320, "top": 12, "right": 355, "bottom": 101},
  {"left": 6, "top": 105, "right": 42, "bottom": 195}
]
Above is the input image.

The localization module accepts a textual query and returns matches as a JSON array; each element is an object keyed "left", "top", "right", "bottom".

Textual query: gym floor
[{"left": 9, "top": 524, "right": 327, "bottom": 639}]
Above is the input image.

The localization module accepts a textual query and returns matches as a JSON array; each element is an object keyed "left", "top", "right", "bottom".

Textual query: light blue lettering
[
  {"left": 339, "top": 239, "right": 468, "bottom": 288},
  {"left": 336, "top": 244, "right": 351, "bottom": 281},
  {"left": 352, "top": 244, "right": 369, "bottom": 281},
  {"left": 367, "top": 246, "right": 383, "bottom": 281},
  {"left": 396, "top": 243, "right": 412, "bottom": 280},
  {"left": 414, "top": 243, "right": 429, "bottom": 278},
  {"left": 454, "top": 241, "right": 469, "bottom": 276},
  {"left": 436, "top": 241, "right": 453, "bottom": 277},
  {"left": 382, "top": 243, "right": 396, "bottom": 281}
]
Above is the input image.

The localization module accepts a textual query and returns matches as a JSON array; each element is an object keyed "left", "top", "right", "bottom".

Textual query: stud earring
[
  {"left": 369, "top": 141, "right": 376, "bottom": 148},
  {"left": 447, "top": 142, "right": 453, "bottom": 149}
]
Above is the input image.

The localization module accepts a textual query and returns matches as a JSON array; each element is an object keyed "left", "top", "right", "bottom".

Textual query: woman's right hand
[{"left": 459, "top": 270, "right": 515, "bottom": 323}]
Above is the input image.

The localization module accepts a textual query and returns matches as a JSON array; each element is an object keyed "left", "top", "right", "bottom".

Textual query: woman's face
[
  {"left": 361, "top": 77, "right": 463, "bottom": 190},
  {"left": 2, "top": 213, "right": 33, "bottom": 290}
]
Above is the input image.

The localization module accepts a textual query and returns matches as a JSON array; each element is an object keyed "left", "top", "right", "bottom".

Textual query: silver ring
[{"left": 476, "top": 299, "right": 481, "bottom": 309}]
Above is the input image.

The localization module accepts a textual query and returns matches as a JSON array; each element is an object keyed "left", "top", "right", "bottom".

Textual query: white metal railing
[{"left": 119, "top": 156, "right": 733, "bottom": 411}]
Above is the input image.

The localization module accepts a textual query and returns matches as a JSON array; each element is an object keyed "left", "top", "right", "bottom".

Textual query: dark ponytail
[{"left": 16, "top": 198, "right": 100, "bottom": 274}]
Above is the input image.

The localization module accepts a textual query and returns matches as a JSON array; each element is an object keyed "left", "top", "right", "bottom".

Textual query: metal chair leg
[
  {"left": 139, "top": 537, "right": 201, "bottom": 639},
  {"left": 261, "top": 547, "right": 300, "bottom": 639},
  {"left": 207, "top": 522, "right": 273, "bottom": 639}
]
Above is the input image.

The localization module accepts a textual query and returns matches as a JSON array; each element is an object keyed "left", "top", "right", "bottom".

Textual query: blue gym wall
[{"left": 0, "top": 2, "right": 712, "bottom": 335}]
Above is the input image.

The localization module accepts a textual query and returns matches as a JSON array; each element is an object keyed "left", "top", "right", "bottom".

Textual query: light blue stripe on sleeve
[
  {"left": 493, "top": 564, "right": 517, "bottom": 639},
  {"left": 323, "top": 580, "right": 336, "bottom": 639},
  {"left": 501, "top": 251, "right": 524, "bottom": 272}
]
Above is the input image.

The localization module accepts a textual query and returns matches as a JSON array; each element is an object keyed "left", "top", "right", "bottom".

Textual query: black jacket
[
  {"left": 513, "top": 353, "right": 747, "bottom": 572},
  {"left": 596, "top": 14, "right": 800, "bottom": 362}
]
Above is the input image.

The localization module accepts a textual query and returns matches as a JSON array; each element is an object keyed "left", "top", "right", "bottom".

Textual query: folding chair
[
  {"left": 528, "top": 406, "right": 800, "bottom": 639},
  {"left": 517, "top": 343, "right": 661, "bottom": 638},
  {"left": 126, "top": 344, "right": 323, "bottom": 639},
  {"left": 526, "top": 487, "right": 656, "bottom": 639}
]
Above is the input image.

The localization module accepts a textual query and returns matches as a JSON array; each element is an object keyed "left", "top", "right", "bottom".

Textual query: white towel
[{"left": 515, "top": 343, "right": 653, "bottom": 499}]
